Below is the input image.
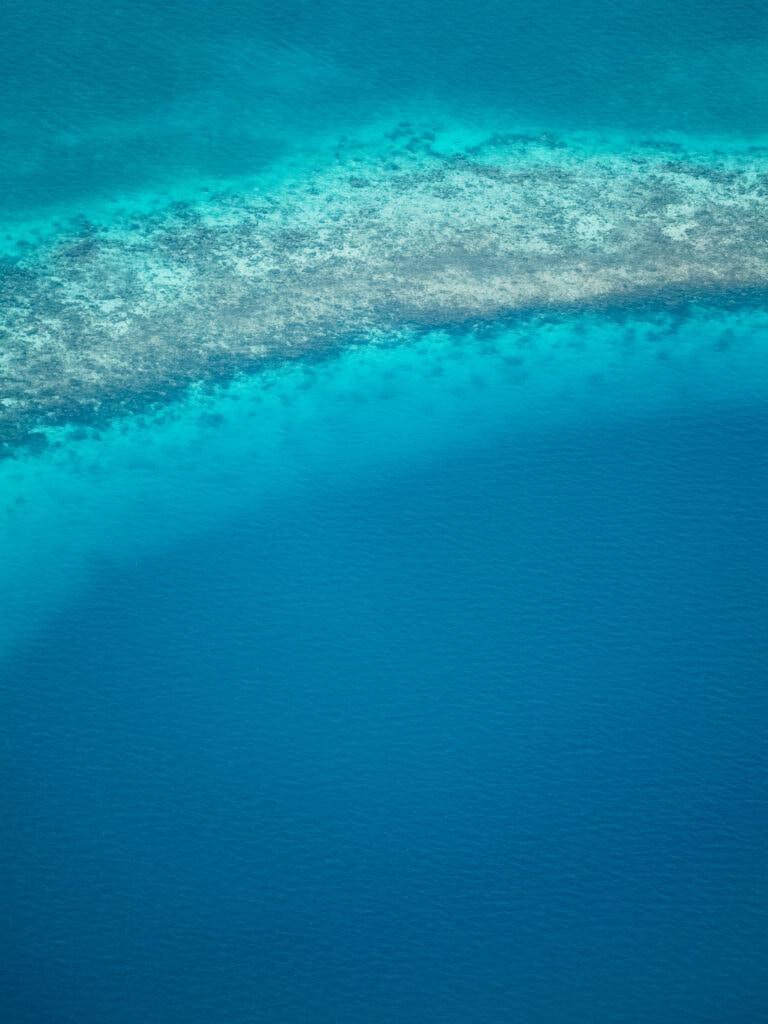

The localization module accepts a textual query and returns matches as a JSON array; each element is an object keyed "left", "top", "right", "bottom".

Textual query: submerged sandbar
[{"left": 2, "top": 124, "right": 767, "bottom": 453}]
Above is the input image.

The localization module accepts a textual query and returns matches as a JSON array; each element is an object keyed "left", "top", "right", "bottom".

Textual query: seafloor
[{"left": 2, "top": 121, "right": 767, "bottom": 454}]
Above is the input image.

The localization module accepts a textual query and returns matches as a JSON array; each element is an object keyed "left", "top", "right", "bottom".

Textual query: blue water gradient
[
  {"left": 2, "top": 310, "right": 768, "bottom": 1021},
  {"left": 3, "top": 399, "right": 767, "bottom": 1023},
  {"left": 1, "top": 0, "right": 768, "bottom": 1021}
]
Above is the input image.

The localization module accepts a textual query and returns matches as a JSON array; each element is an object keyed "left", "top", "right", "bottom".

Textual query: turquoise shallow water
[
  {"left": 2, "top": 305, "right": 766, "bottom": 665},
  {"left": 2, "top": 1, "right": 768, "bottom": 1021}
]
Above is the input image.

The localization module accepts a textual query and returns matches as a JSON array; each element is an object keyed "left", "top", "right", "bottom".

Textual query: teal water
[
  {"left": 2, "top": 2, "right": 768, "bottom": 1021},
  {"left": 2, "top": 0, "right": 768, "bottom": 224}
]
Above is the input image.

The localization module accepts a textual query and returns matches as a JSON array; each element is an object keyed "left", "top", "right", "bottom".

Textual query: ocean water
[{"left": 2, "top": 1, "right": 768, "bottom": 1022}]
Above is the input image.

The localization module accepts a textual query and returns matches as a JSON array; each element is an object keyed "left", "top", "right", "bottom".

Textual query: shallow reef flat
[{"left": 2, "top": 123, "right": 767, "bottom": 453}]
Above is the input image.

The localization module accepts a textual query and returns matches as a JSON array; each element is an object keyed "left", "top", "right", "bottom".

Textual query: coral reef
[{"left": 2, "top": 127, "right": 767, "bottom": 453}]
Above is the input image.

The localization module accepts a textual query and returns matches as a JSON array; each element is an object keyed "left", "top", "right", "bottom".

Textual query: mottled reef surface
[{"left": 2, "top": 126, "right": 767, "bottom": 452}]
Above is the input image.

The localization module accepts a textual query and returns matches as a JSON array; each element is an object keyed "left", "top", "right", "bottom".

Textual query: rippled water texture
[{"left": 1, "top": 1, "right": 767, "bottom": 1022}]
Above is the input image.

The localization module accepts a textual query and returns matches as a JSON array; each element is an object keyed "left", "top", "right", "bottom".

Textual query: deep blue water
[
  {"left": 3, "top": 406, "right": 768, "bottom": 1022},
  {"left": 2, "top": 0, "right": 768, "bottom": 1021}
]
